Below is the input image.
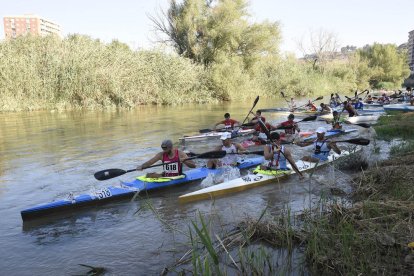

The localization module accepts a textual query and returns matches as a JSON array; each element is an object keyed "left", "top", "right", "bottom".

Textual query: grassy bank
[
  {"left": 163, "top": 113, "right": 414, "bottom": 275},
  {"left": 1, "top": 36, "right": 365, "bottom": 111}
]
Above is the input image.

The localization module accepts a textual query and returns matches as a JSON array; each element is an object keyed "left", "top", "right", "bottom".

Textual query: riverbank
[{"left": 168, "top": 113, "right": 414, "bottom": 275}]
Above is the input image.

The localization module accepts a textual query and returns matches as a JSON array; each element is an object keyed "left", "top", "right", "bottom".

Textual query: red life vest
[
  {"left": 281, "top": 121, "right": 296, "bottom": 134},
  {"left": 162, "top": 149, "right": 182, "bottom": 177}
]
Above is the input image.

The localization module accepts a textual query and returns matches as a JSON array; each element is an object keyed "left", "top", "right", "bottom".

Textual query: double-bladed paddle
[
  {"left": 257, "top": 118, "right": 304, "bottom": 177},
  {"left": 280, "top": 91, "right": 291, "bottom": 106},
  {"left": 294, "top": 96, "right": 323, "bottom": 110},
  {"left": 94, "top": 150, "right": 227, "bottom": 181},
  {"left": 186, "top": 150, "right": 265, "bottom": 157},
  {"left": 275, "top": 115, "right": 317, "bottom": 130},
  {"left": 290, "top": 137, "right": 370, "bottom": 146}
]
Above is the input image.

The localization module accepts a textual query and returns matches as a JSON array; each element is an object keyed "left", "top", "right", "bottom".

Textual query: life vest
[
  {"left": 221, "top": 144, "right": 238, "bottom": 166},
  {"left": 313, "top": 140, "right": 330, "bottom": 157},
  {"left": 331, "top": 116, "right": 342, "bottom": 129},
  {"left": 222, "top": 118, "right": 237, "bottom": 129},
  {"left": 281, "top": 121, "right": 297, "bottom": 134},
  {"left": 266, "top": 145, "right": 287, "bottom": 170},
  {"left": 162, "top": 149, "right": 181, "bottom": 176}
]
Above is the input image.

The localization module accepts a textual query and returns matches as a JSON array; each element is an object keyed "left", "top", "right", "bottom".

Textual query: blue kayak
[
  {"left": 20, "top": 157, "right": 263, "bottom": 220},
  {"left": 303, "top": 129, "right": 357, "bottom": 142}
]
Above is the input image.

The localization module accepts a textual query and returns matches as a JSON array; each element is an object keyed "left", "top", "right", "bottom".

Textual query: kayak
[
  {"left": 20, "top": 156, "right": 264, "bottom": 221},
  {"left": 179, "top": 129, "right": 255, "bottom": 141},
  {"left": 302, "top": 128, "right": 357, "bottom": 142},
  {"left": 318, "top": 113, "right": 381, "bottom": 122},
  {"left": 383, "top": 104, "right": 414, "bottom": 112},
  {"left": 178, "top": 148, "right": 360, "bottom": 203}
]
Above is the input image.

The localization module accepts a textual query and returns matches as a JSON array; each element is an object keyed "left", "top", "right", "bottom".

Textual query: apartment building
[
  {"left": 408, "top": 30, "right": 414, "bottom": 72},
  {"left": 3, "top": 14, "right": 62, "bottom": 39}
]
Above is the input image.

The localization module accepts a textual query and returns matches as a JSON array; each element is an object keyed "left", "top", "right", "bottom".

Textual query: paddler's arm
[
  {"left": 294, "top": 141, "right": 313, "bottom": 147},
  {"left": 137, "top": 152, "right": 163, "bottom": 170},
  {"left": 263, "top": 144, "right": 273, "bottom": 160},
  {"left": 328, "top": 141, "right": 341, "bottom": 154},
  {"left": 179, "top": 151, "right": 196, "bottom": 168}
]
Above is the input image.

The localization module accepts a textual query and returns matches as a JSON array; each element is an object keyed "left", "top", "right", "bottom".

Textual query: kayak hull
[
  {"left": 179, "top": 129, "right": 255, "bottom": 141},
  {"left": 303, "top": 128, "right": 357, "bottom": 142},
  {"left": 383, "top": 104, "right": 414, "bottom": 112},
  {"left": 178, "top": 149, "right": 359, "bottom": 203},
  {"left": 21, "top": 157, "right": 264, "bottom": 221}
]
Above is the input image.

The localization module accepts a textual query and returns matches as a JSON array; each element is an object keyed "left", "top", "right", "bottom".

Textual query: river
[{"left": 0, "top": 99, "right": 378, "bottom": 275}]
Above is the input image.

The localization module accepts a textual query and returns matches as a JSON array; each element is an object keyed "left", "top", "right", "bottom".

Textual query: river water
[{"left": 0, "top": 99, "right": 378, "bottom": 275}]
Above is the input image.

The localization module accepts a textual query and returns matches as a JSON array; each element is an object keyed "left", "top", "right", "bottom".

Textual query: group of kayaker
[{"left": 136, "top": 108, "right": 343, "bottom": 180}]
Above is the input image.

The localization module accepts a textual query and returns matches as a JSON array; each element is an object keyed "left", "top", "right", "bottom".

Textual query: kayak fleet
[{"left": 22, "top": 91, "right": 399, "bottom": 222}]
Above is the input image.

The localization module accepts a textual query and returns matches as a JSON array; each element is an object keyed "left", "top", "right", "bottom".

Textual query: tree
[
  {"left": 357, "top": 43, "right": 410, "bottom": 88},
  {"left": 150, "top": 0, "right": 281, "bottom": 68},
  {"left": 298, "top": 29, "right": 340, "bottom": 71}
]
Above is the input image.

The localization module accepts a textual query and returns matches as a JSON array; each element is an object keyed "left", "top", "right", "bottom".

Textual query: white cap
[
  {"left": 220, "top": 132, "right": 232, "bottom": 140},
  {"left": 316, "top": 127, "right": 326, "bottom": 134}
]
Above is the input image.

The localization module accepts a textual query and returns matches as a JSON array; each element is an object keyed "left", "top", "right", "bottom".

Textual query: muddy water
[{"left": 0, "top": 99, "right": 380, "bottom": 275}]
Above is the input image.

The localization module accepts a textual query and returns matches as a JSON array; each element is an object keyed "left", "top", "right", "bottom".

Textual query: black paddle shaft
[{"left": 94, "top": 150, "right": 227, "bottom": 181}]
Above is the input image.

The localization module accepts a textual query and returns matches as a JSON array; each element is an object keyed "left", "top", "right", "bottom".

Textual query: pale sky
[{"left": 1, "top": 0, "right": 413, "bottom": 56}]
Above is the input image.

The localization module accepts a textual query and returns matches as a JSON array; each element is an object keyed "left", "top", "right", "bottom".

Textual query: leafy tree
[
  {"left": 150, "top": 0, "right": 281, "bottom": 68},
  {"left": 357, "top": 43, "right": 410, "bottom": 88}
]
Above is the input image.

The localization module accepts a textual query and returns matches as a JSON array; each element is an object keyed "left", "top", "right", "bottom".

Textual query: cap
[
  {"left": 316, "top": 127, "right": 326, "bottom": 134},
  {"left": 288, "top": 114, "right": 294, "bottom": 119},
  {"left": 220, "top": 132, "right": 232, "bottom": 140},
  {"left": 161, "top": 139, "right": 173, "bottom": 148}
]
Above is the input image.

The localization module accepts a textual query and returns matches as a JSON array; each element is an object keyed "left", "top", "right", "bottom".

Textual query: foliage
[
  {"left": 0, "top": 35, "right": 213, "bottom": 111},
  {"left": 356, "top": 43, "right": 410, "bottom": 89},
  {"left": 152, "top": 0, "right": 281, "bottom": 68}
]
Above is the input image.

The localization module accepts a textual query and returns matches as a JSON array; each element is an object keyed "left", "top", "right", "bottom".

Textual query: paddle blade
[
  {"left": 280, "top": 91, "right": 286, "bottom": 98},
  {"left": 94, "top": 168, "right": 127, "bottom": 181},
  {"left": 336, "top": 138, "right": 370, "bottom": 145},
  {"left": 199, "top": 128, "right": 213, "bottom": 133},
  {"left": 300, "top": 115, "right": 317, "bottom": 122},
  {"left": 195, "top": 150, "right": 227, "bottom": 159},
  {"left": 252, "top": 96, "right": 260, "bottom": 108},
  {"left": 354, "top": 123, "right": 371, "bottom": 128},
  {"left": 248, "top": 150, "right": 265, "bottom": 155},
  {"left": 314, "top": 96, "right": 323, "bottom": 101},
  {"left": 355, "top": 91, "right": 358, "bottom": 98}
]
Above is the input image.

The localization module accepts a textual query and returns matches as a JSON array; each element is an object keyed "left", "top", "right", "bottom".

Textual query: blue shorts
[{"left": 311, "top": 153, "right": 329, "bottom": 161}]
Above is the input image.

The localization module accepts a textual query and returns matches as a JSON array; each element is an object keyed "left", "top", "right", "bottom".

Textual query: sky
[{"left": 1, "top": 0, "right": 413, "bottom": 56}]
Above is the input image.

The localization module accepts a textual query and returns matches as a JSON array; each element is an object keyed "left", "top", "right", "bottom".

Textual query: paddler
[
  {"left": 261, "top": 132, "right": 304, "bottom": 178},
  {"left": 341, "top": 101, "right": 359, "bottom": 117},
  {"left": 319, "top": 103, "right": 332, "bottom": 115},
  {"left": 296, "top": 127, "right": 341, "bottom": 162},
  {"left": 207, "top": 132, "right": 247, "bottom": 169},
  {"left": 327, "top": 110, "right": 345, "bottom": 130},
  {"left": 137, "top": 139, "right": 196, "bottom": 178},
  {"left": 275, "top": 114, "right": 300, "bottom": 135},
  {"left": 214, "top": 113, "right": 240, "bottom": 131},
  {"left": 305, "top": 100, "right": 317, "bottom": 111}
]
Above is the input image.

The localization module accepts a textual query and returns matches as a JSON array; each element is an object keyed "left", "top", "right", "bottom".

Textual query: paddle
[
  {"left": 94, "top": 150, "right": 227, "bottom": 181},
  {"left": 275, "top": 115, "right": 317, "bottom": 130},
  {"left": 187, "top": 150, "right": 265, "bottom": 157},
  {"left": 294, "top": 96, "right": 323, "bottom": 110},
  {"left": 239, "top": 96, "right": 260, "bottom": 128},
  {"left": 289, "top": 137, "right": 370, "bottom": 146},
  {"left": 351, "top": 122, "right": 371, "bottom": 128},
  {"left": 257, "top": 118, "right": 304, "bottom": 177},
  {"left": 332, "top": 138, "right": 370, "bottom": 146}
]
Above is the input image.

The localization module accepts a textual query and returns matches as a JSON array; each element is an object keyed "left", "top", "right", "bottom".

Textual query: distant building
[
  {"left": 408, "top": 30, "right": 414, "bottom": 72},
  {"left": 3, "top": 14, "right": 62, "bottom": 39}
]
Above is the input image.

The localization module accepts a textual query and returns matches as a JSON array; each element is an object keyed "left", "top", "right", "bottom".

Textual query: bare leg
[{"left": 302, "top": 156, "right": 320, "bottom": 163}]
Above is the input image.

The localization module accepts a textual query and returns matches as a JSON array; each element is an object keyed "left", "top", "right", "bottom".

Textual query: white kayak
[
  {"left": 179, "top": 148, "right": 360, "bottom": 203},
  {"left": 318, "top": 113, "right": 380, "bottom": 123},
  {"left": 383, "top": 103, "right": 414, "bottom": 112},
  {"left": 179, "top": 129, "right": 255, "bottom": 141}
]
